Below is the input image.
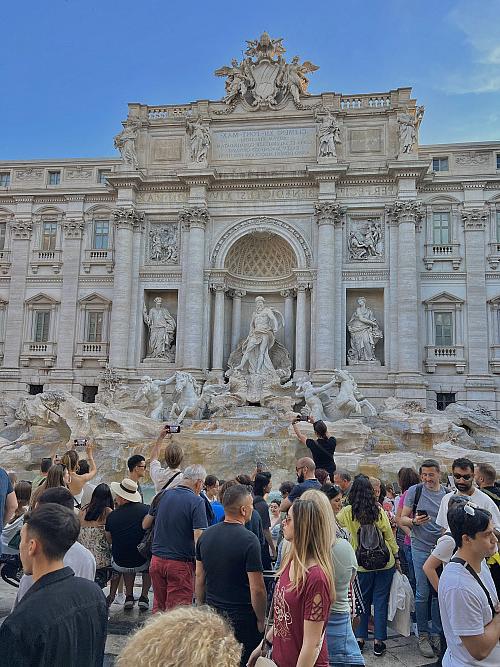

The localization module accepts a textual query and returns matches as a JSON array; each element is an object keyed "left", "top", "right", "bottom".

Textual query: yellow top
[{"left": 336, "top": 504, "right": 399, "bottom": 572}]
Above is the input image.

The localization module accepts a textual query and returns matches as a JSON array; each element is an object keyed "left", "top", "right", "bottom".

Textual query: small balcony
[
  {"left": 82, "top": 248, "right": 114, "bottom": 274},
  {"left": 0, "top": 249, "right": 11, "bottom": 275},
  {"left": 20, "top": 341, "right": 57, "bottom": 367},
  {"left": 74, "top": 341, "right": 109, "bottom": 367},
  {"left": 424, "top": 344, "right": 466, "bottom": 374},
  {"left": 30, "top": 249, "right": 63, "bottom": 274},
  {"left": 423, "top": 243, "right": 461, "bottom": 270}
]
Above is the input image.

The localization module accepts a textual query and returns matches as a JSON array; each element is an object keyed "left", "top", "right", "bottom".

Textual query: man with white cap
[{"left": 105, "top": 478, "right": 151, "bottom": 610}]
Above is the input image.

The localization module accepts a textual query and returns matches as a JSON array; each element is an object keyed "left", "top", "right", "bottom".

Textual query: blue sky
[{"left": 1, "top": 0, "right": 499, "bottom": 160}]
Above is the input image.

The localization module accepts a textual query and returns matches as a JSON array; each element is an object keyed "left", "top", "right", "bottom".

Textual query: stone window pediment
[{"left": 423, "top": 292, "right": 464, "bottom": 306}]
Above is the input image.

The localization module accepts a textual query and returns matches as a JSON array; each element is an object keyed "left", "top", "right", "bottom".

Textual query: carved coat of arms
[{"left": 215, "top": 32, "right": 318, "bottom": 111}]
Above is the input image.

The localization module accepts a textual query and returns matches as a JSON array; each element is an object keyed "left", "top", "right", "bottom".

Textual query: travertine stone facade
[{"left": 1, "top": 34, "right": 500, "bottom": 414}]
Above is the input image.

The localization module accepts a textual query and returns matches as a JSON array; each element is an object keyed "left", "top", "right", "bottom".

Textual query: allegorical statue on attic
[
  {"left": 397, "top": 105, "right": 425, "bottom": 154},
  {"left": 114, "top": 119, "right": 140, "bottom": 170},
  {"left": 215, "top": 32, "right": 318, "bottom": 111}
]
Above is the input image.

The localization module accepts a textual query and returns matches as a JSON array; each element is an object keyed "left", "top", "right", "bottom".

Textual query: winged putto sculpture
[{"left": 215, "top": 32, "right": 319, "bottom": 110}]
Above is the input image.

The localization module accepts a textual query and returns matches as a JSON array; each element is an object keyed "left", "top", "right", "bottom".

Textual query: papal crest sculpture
[{"left": 215, "top": 32, "right": 319, "bottom": 111}]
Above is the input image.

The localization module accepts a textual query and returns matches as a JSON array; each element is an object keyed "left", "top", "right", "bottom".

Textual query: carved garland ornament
[
  {"left": 9, "top": 218, "right": 33, "bottom": 239},
  {"left": 62, "top": 218, "right": 85, "bottom": 239},
  {"left": 461, "top": 206, "right": 488, "bottom": 230},
  {"left": 211, "top": 217, "right": 312, "bottom": 268}
]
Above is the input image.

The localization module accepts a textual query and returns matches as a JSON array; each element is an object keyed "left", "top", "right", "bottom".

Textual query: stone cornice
[
  {"left": 307, "top": 165, "right": 349, "bottom": 181},
  {"left": 177, "top": 169, "right": 216, "bottom": 187},
  {"left": 106, "top": 172, "right": 144, "bottom": 192},
  {"left": 178, "top": 206, "right": 210, "bottom": 229},
  {"left": 314, "top": 201, "right": 346, "bottom": 226}
]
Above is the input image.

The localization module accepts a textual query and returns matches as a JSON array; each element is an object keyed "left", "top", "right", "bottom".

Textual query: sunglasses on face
[{"left": 453, "top": 473, "right": 473, "bottom": 481}]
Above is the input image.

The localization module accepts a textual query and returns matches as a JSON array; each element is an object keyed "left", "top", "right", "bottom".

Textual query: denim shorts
[
  {"left": 327, "top": 611, "right": 365, "bottom": 666},
  {"left": 111, "top": 557, "right": 149, "bottom": 574}
]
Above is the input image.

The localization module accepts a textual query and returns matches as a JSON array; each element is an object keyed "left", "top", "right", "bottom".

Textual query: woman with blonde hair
[
  {"left": 116, "top": 605, "right": 242, "bottom": 667},
  {"left": 248, "top": 489, "right": 335, "bottom": 667},
  {"left": 61, "top": 442, "right": 97, "bottom": 507},
  {"left": 29, "top": 463, "right": 70, "bottom": 508}
]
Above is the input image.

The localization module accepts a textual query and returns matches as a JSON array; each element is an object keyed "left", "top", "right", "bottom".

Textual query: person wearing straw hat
[{"left": 105, "top": 478, "right": 151, "bottom": 610}]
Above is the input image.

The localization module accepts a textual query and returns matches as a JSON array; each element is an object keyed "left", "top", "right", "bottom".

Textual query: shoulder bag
[
  {"left": 450, "top": 557, "right": 496, "bottom": 617},
  {"left": 137, "top": 471, "right": 181, "bottom": 559}
]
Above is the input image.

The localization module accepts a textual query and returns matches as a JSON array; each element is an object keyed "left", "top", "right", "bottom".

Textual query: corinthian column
[
  {"left": 3, "top": 215, "right": 32, "bottom": 369},
  {"left": 313, "top": 202, "right": 344, "bottom": 374},
  {"left": 56, "top": 216, "right": 85, "bottom": 370},
  {"left": 295, "top": 283, "right": 309, "bottom": 376},
  {"left": 109, "top": 208, "right": 144, "bottom": 368},
  {"left": 211, "top": 283, "right": 227, "bottom": 374},
  {"left": 179, "top": 206, "right": 209, "bottom": 372},
  {"left": 386, "top": 201, "right": 422, "bottom": 375},
  {"left": 281, "top": 289, "right": 295, "bottom": 360},
  {"left": 462, "top": 207, "right": 489, "bottom": 375},
  {"left": 230, "top": 289, "right": 245, "bottom": 351}
]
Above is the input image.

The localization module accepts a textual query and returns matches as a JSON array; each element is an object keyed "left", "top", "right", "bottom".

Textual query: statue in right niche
[{"left": 347, "top": 297, "right": 383, "bottom": 364}]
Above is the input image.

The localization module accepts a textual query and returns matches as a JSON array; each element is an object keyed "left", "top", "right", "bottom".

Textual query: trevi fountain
[{"left": 2, "top": 294, "right": 500, "bottom": 485}]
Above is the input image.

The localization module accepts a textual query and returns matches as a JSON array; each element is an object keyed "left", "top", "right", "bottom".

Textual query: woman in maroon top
[{"left": 248, "top": 490, "right": 335, "bottom": 667}]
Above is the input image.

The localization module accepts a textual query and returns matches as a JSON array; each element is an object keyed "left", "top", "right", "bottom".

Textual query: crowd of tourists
[{"left": 0, "top": 416, "right": 499, "bottom": 666}]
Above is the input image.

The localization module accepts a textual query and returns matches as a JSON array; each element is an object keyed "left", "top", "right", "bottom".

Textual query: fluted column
[
  {"left": 230, "top": 289, "right": 245, "bottom": 352},
  {"left": 281, "top": 289, "right": 295, "bottom": 361},
  {"left": 462, "top": 207, "right": 489, "bottom": 375},
  {"left": 211, "top": 283, "right": 226, "bottom": 373},
  {"left": 109, "top": 208, "right": 143, "bottom": 368},
  {"left": 314, "top": 202, "right": 344, "bottom": 373},
  {"left": 3, "top": 215, "right": 32, "bottom": 369},
  {"left": 179, "top": 206, "right": 209, "bottom": 371},
  {"left": 386, "top": 201, "right": 422, "bottom": 374},
  {"left": 56, "top": 216, "right": 85, "bottom": 369},
  {"left": 295, "top": 283, "right": 308, "bottom": 375}
]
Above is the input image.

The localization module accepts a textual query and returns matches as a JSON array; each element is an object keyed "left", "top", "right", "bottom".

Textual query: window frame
[
  {"left": 436, "top": 392, "right": 456, "bottom": 411},
  {"left": 432, "top": 211, "right": 451, "bottom": 245},
  {"left": 86, "top": 310, "right": 104, "bottom": 342},
  {"left": 0, "top": 172, "right": 11, "bottom": 187},
  {"left": 93, "top": 219, "right": 110, "bottom": 250},
  {"left": 47, "top": 170, "right": 61, "bottom": 186},
  {"left": 33, "top": 309, "right": 51, "bottom": 342},
  {"left": 41, "top": 220, "right": 58, "bottom": 251},
  {"left": 434, "top": 311, "right": 454, "bottom": 347},
  {"left": 97, "top": 169, "right": 111, "bottom": 185},
  {"left": 432, "top": 157, "right": 449, "bottom": 172}
]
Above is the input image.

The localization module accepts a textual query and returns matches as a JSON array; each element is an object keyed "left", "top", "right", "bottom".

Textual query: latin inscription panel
[{"left": 212, "top": 128, "right": 316, "bottom": 160}]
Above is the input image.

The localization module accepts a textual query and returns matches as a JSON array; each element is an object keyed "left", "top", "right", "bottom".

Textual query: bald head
[{"left": 296, "top": 457, "right": 316, "bottom": 481}]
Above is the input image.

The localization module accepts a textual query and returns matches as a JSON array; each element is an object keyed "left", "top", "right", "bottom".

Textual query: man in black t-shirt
[
  {"left": 196, "top": 484, "right": 267, "bottom": 667},
  {"left": 106, "top": 478, "right": 150, "bottom": 610}
]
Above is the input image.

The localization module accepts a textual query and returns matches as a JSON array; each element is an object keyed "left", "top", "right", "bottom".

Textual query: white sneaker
[{"left": 113, "top": 592, "right": 126, "bottom": 605}]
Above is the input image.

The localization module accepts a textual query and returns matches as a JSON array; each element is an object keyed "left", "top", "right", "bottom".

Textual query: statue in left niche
[
  {"left": 186, "top": 116, "right": 211, "bottom": 163},
  {"left": 114, "top": 119, "right": 140, "bottom": 170},
  {"left": 143, "top": 297, "right": 176, "bottom": 361}
]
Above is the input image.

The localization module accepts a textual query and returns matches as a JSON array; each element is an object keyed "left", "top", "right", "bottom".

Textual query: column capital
[
  {"left": 9, "top": 217, "right": 32, "bottom": 239},
  {"left": 210, "top": 282, "right": 227, "bottom": 293},
  {"left": 296, "top": 282, "right": 310, "bottom": 292},
  {"left": 280, "top": 288, "right": 296, "bottom": 298},
  {"left": 461, "top": 206, "right": 488, "bottom": 230},
  {"left": 62, "top": 218, "right": 85, "bottom": 239},
  {"left": 314, "top": 201, "right": 345, "bottom": 226},
  {"left": 179, "top": 205, "right": 210, "bottom": 230},
  {"left": 112, "top": 207, "right": 145, "bottom": 230},
  {"left": 385, "top": 200, "right": 423, "bottom": 226},
  {"left": 231, "top": 289, "right": 246, "bottom": 298}
]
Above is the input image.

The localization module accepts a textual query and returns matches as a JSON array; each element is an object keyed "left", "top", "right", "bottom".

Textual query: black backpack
[{"left": 356, "top": 524, "right": 390, "bottom": 570}]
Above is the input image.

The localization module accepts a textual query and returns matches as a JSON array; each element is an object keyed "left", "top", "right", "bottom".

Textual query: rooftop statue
[{"left": 215, "top": 32, "right": 318, "bottom": 111}]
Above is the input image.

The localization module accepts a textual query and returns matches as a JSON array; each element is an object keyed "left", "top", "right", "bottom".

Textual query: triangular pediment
[
  {"left": 78, "top": 292, "right": 111, "bottom": 306},
  {"left": 488, "top": 294, "right": 500, "bottom": 304},
  {"left": 423, "top": 291, "right": 464, "bottom": 305},
  {"left": 25, "top": 293, "right": 60, "bottom": 305}
]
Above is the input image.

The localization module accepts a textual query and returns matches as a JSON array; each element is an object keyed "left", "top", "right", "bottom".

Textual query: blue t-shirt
[
  {"left": 211, "top": 500, "right": 225, "bottom": 524},
  {"left": 0, "top": 468, "right": 14, "bottom": 553},
  {"left": 150, "top": 485, "right": 208, "bottom": 560},
  {"left": 287, "top": 478, "right": 321, "bottom": 504}
]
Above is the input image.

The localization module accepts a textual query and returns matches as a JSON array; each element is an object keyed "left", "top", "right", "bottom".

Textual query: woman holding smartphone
[{"left": 62, "top": 440, "right": 97, "bottom": 508}]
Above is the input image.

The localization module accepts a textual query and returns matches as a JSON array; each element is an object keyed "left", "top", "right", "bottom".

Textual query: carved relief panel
[
  {"left": 346, "top": 214, "right": 385, "bottom": 263},
  {"left": 147, "top": 222, "right": 179, "bottom": 264}
]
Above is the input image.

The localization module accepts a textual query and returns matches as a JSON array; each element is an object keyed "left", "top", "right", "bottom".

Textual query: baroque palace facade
[{"left": 1, "top": 33, "right": 500, "bottom": 414}]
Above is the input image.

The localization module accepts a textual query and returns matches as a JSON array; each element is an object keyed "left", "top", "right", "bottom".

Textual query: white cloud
[{"left": 444, "top": 0, "right": 500, "bottom": 93}]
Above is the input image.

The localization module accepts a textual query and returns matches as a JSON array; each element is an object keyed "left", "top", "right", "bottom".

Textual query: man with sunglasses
[{"left": 436, "top": 458, "right": 500, "bottom": 534}]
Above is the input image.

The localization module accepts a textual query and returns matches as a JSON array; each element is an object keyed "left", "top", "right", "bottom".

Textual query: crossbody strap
[
  {"left": 161, "top": 470, "right": 181, "bottom": 491},
  {"left": 450, "top": 557, "right": 496, "bottom": 617}
]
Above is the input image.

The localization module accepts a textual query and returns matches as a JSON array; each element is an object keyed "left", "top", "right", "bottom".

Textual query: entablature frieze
[
  {"left": 342, "top": 270, "right": 389, "bottom": 281},
  {"left": 420, "top": 272, "right": 466, "bottom": 280}
]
